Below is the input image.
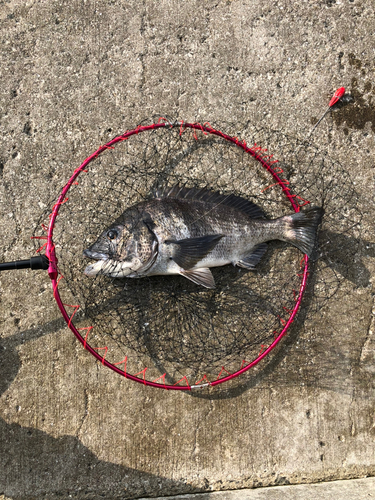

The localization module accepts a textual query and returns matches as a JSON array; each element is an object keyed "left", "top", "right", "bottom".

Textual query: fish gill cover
[{"left": 34, "top": 118, "right": 361, "bottom": 390}]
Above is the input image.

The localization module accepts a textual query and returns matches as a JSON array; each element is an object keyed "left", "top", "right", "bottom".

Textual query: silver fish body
[{"left": 83, "top": 186, "right": 324, "bottom": 288}]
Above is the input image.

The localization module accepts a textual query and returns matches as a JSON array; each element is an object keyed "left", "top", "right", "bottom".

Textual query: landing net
[{"left": 34, "top": 118, "right": 360, "bottom": 390}]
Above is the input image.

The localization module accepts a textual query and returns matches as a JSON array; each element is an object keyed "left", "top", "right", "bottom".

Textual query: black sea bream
[{"left": 83, "top": 185, "right": 324, "bottom": 288}]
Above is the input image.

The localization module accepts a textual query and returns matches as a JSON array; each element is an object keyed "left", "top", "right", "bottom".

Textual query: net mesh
[{"left": 34, "top": 118, "right": 361, "bottom": 387}]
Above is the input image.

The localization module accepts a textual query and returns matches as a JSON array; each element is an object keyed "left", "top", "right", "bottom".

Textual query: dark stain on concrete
[
  {"left": 22, "top": 121, "right": 32, "bottom": 136},
  {"left": 333, "top": 77, "right": 375, "bottom": 132},
  {"left": 348, "top": 53, "right": 362, "bottom": 70}
]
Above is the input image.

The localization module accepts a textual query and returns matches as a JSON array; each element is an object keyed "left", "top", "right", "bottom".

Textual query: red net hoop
[{"left": 35, "top": 118, "right": 359, "bottom": 390}]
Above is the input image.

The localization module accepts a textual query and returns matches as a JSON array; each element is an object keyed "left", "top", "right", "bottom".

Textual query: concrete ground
[{"left": 0, "top": 0, "right": 374, "bottom": 499}]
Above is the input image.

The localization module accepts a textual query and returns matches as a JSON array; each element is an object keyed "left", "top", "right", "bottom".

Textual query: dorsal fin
[{"left": 153, "top": 184, "right": 265, "bottom": 219}]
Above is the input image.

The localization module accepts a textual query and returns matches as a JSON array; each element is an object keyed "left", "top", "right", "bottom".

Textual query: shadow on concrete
[
  {"left": 0, "top": 419, "right": 188, "bottom": 500},
  {"left": 189, "top": 234, "right": 374, "bottom": 400},
  {"left": 3, "top": 231, "right": 373, "bottom": 405},
  {"left": 0, "top": 327, "right": 192, "bottom": 500},
  {"left": 0, "top": 230, "right": 373, "bottom": 497},
  {"left": 318, "top": 230, "right": 374, "bottom": 289}
]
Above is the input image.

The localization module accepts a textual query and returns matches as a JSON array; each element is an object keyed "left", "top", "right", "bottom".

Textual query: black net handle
[{"left": 0, "top": 255, "right": 49, "bottom": 271}]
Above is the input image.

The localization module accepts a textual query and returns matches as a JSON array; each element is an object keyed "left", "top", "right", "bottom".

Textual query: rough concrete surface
[{"left": 0, "top": 0, "right": 374, "bottom": 499}]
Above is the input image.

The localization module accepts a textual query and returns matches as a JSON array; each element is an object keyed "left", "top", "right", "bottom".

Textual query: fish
[{"left": 83, "top": 185, "right": 324, "bottom": 288}]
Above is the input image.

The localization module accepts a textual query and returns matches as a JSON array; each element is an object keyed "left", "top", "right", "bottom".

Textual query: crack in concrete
[
  {"left": 359, "top": 292, "right": 375, "bottom": 363},
  {"left": 138, "top": 0, "right": 147, "bottom": 92},
  {"left": 347, "top": 384, "right": 357, "bottom": 439},
  {"left": 76, "top": 387, "right": 89, "bottom": 439}
]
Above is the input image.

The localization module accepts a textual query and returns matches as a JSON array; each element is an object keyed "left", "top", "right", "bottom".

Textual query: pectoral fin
[
  {"left": 166, "top": 234, "right": 224, "bottom": 269},
  {"left": 180, "top": 268, "right": 215, "bottom": 288}
]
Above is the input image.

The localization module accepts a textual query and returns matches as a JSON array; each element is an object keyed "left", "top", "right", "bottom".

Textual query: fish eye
[{"left": 107, "top": 230, "right": 118, "bottom": 240}]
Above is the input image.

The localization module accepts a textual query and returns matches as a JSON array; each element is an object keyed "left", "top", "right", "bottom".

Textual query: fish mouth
[
  {"left": 84, "top": 260, "right": 107, "bottom": 277},
  {"left": 83, "top": 248, "right": 109, "bottom": 260},
  {"left": 83, "top": 258, "right": 137, "bottom": 278},
  {"left": 83, "top": 248, "right": 110, "bottom": 276}
]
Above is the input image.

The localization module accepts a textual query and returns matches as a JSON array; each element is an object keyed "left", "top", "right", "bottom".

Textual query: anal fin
[
  {"left": 180, "top": 268, "right": 215, "bottom": 289},
  {"left": 237, "top": 243, "right": 268, "bottom": 269}
]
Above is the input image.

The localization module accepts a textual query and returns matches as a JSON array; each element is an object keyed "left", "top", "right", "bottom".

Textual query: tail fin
[{"left": 286, "top": 206, "right": 324, "bottom": 257}]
